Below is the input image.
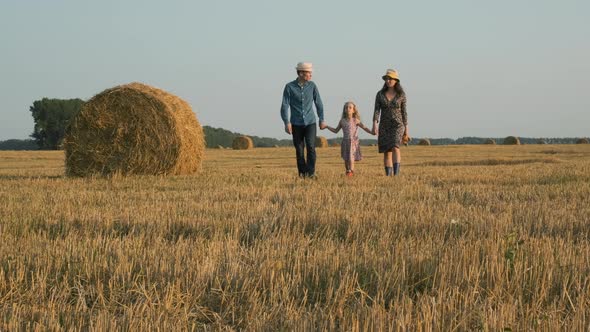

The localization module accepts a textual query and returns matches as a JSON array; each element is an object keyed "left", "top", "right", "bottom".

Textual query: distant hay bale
[
  {"left": 217, "top": 145, "right": 225, "bottom": 149},
  {"left": 418, "top": 138, "right": 431, "bottom": 146},
  {"left": 484, "top": 138, "right": 496, "bottom": 145},
  {"left": 503, "top": 136, "right": 520, "bottom": 145},
  {"left": 232, "top": 136, "right": 254, "bottom": 150},
  {"left": 274, "top": 145, "right": 280, "bottom": 148},
  {"left": 63, "top": 82, "right": 204, "bottom": 177},
  {"left": 537, "top": 139, "right": 548, "bottom": 144},
  {"left": 315, "top": 136, "right": 328, "bottom": 148},
  {"left": 577, "top": 138, "right": 590, "bottom": 144}
]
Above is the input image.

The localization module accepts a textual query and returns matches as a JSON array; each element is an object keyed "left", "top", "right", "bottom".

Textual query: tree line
[{"left": 0, "top": 98, "right": 586, "bottom": 150}]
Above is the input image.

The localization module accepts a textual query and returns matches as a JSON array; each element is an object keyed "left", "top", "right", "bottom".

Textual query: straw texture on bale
[
  {"left": 63, "top": 82, "right": 204, "bottom": 176},
  {"left": 232, "top": 136, "right": 254, "bottom": 150},
  {"left": 484, "top": 138, "right": 496, "bottom": 145},
  {"left": 577, "top": 138, "right": 590, "bottom": 144},
  {"left": 503, "top": 136, "right": 521, "bottom": 145},
  {"left": 315, "top": 136, "right": 328, "bottom": 148},
  {"left": 418, "top": 138, "right": 431, "bottom": 146}
]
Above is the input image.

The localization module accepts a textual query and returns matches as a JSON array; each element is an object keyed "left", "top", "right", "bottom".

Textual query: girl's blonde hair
[{"left": 342, "top": 101, "right": 361, "bottom": 120}]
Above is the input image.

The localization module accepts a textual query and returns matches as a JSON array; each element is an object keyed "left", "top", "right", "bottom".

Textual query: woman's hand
[{"left": 402, "top": 133, "right": 411, "bottom": 145}]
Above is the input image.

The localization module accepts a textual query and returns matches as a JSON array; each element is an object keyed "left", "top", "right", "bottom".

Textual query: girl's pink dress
[{"left": 340, "top": 118, "right": 362, "bottom": 161}]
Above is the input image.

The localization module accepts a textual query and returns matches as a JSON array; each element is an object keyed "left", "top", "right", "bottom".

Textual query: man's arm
[
  {"left": 280, "top": 85, "right": 292, "bottom": 134},
  {"left": 313, "top": 83, "right": 326, "bottom": 129}
]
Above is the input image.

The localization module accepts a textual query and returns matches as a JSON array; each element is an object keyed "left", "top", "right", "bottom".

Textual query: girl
[
  {"left": 326, "top": 101, "right": 373, "bottom": 176},
  {"left": 372, "top": 69, "right": 410, "bottom": 176}
]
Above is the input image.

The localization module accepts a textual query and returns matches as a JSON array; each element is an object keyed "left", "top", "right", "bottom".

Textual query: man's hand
[
  {"left": 284, "top": 123, "right": 292, "bottom": 135},
  {"left": 319, "top": 121, "right": 327, "bottom": 130}
]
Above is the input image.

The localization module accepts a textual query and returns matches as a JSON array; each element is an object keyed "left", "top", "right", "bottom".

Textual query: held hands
[
  {"left": 284, "top": 123, "right": 292, "bottom": 135},
  {"left": 372, "top": 122, "right": 378, "bottom": 136},
  {"left": 319, "top": 121, "right": 327, "bottom": 130}
]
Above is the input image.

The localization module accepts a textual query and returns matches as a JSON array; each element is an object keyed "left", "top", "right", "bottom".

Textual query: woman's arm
[
  {"left": 372, "top": 92, "right": 380, "bottom": 135},
  {"left": 401, "top": 97, "right": 408, "bottom": 135}
]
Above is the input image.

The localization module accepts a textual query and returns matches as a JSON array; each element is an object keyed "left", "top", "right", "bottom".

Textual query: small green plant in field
[{"left": 504, "top": 231, "right": 525, "bottom": 272}]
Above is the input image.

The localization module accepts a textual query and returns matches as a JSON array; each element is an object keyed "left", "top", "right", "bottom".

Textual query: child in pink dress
[{"left": 326, "top": 101, "right": 374, "bottom": 176}]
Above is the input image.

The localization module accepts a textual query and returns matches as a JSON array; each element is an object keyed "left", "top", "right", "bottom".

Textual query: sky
[{"left": 1, "top": 0, "right": 589, "bottom": 141}]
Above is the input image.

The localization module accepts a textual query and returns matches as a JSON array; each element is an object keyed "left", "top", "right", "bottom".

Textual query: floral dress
[
  {"left": 373, "top": 91, "right": 407, "bottom": 153},
  {"left": 340, "top": 118, "right": 362, "bottom": 161}
]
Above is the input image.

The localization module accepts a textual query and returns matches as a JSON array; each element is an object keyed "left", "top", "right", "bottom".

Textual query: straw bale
[
  {"left": 484, "top": 138, "right": 496, "bottom": 145},
  {"left": 315, "top": 136, "right": 328, "bottom": 148},
  {"left": 418, "top": 138, "right": 431, "bottom": 146},
  {"left": 576, "top": 138, "right": 589, "bottom": 144},
  {"left": 233, "top": 136, "right": 254, "bottom": 150},
  {"left": 503, "top": 136, "right": 520, "bottom": 145},
  {"left": 63, "top": 82, "right": 204, "bottom": 176}
]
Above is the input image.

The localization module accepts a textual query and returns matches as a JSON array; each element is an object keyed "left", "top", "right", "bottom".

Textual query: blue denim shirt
[{"left": 280, "top": 79, "right": 324, "bottom": 126}]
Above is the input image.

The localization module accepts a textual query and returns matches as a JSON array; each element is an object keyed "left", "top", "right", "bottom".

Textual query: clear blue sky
[{"left": 1, "top": 0, "right": 588, "bottom": 140}]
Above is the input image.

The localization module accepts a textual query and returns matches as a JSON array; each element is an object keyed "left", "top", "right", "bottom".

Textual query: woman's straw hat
[
  {"left": 382, "top": 69, "right": 400, "bottom": 81},
  {"left": 296, "top": 62, "right": 313, "bottom": 72}
]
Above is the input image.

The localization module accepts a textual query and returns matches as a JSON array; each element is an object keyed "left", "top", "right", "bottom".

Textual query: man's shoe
[{"left": 307, "top": 173, "right": 318, "bottom": 180}]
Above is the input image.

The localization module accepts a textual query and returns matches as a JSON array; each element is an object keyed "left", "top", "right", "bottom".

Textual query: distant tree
[
  {"left": 29, "top": 98, "right": 84, "bottom": 150},
  {"left": 0, "top": 139, "right": 38, "bottom": 150}
]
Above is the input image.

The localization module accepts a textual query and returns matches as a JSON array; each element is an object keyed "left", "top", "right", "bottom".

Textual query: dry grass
[{"left": 1, "top": 145, "right": 590, "bottom": 330}]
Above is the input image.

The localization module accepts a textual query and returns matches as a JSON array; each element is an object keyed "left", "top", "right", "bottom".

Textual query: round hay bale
[
  {"left": 418, "top": 138, "right": 431, "bottom": 146},
  {"left": 576, "top": 138, "right": 589, "bottom": 144},
  {"left": 537, "top": 139, "right": 548, "bottom": 144},
  {"left": 315, "top": 136, "right": 328, "bottom": 148},
  {"left": 232, "top": 136, "right": 254, "bottom": 150},
  {"left": 503, "top": 136, "right": 520, "bottom": 145},
  {"left": 63, "top": 82, "right": 204, "bottom": 177},
  {"left": 484, "top": 138, "right": 496, "bottom": 145}
]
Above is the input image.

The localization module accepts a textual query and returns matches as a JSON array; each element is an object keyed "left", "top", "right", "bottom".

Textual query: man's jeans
[{"left": 292, "top": 124, "right": 316, "bottom": 176}]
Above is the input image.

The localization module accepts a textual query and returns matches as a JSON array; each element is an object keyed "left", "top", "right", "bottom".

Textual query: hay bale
[
  {"left": 503, "top": 136, "right": 520, "bottom": 145},
  {"left": 232, "top": 136, "right": 254, "bottom": 150},
  {"left": 217, "top": 145, "right": 225, "bottom": 149},
  {"left": 576, "top": 138, "right": 590, "bottom": 144},
  {"left": 274, "top": 145, "right": 280, "bottom": 148},
  {"left": 418, "top": 138, "right": 431, "bottom": 146},
  {"left": 63, "top": 82, "right": 204, "bottom": 176},
  {"left": 315, "top": 136, "right": 328, "bottom": 148},
  {"left": 484, "top": 138, "right": 496, "bottom": 145}
]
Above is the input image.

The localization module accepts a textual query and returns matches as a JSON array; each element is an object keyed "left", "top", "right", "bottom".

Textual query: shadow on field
[
  {"left": 412, "top": 158, "right": 560, "bottom": 167},
  {"left": 0, "top": 174, "right": 63, "bottom": 180}
]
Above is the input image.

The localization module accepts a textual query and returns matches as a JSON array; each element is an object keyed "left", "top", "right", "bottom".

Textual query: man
[{"left": 280, "top": 62, "right": 326, "bottom": 178}]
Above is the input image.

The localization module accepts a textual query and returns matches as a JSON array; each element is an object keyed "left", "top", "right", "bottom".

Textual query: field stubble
[{"left": 1, "top": 145, "right": 590, "bottom": 330}]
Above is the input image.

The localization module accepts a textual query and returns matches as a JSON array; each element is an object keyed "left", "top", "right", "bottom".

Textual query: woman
[{"left": 372, "top": 69, "right": 410, "bottom": 176}]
